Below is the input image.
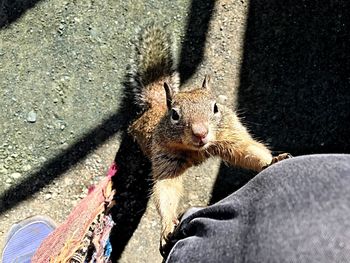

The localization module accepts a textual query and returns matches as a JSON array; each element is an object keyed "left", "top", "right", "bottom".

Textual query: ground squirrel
[{"left": 124, "top": 24, "right": 290, "bottom": 253}]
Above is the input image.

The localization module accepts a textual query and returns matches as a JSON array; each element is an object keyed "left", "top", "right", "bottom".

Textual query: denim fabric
[{"left": 166, "top": 154, "right": 350, "bottom": 263}]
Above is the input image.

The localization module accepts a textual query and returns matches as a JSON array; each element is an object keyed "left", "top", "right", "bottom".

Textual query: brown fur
[
  {"left": 126, "top": 25, "right": 289, "bottom": 253},
  {"left": 128, "top": 79, "right": 276, "bottom": 249}
]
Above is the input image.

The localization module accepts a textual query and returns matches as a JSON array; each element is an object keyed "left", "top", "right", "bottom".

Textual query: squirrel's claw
[
  {"left": 159, "top": 234, "right": 171, "bottom": 258},
  {"left": 271, "top": 153, "right": 293, "bottom": 165},
  {"left": 263, "top": 153, "right": 292, "bottom": 170},
  {"left": 159, "top": 219, "right": 179, "bottom": 257}
]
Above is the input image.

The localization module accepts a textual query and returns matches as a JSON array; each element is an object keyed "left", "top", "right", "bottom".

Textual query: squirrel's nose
[{"left": 192, "top": 123, "right": 208, "bottom": 140}]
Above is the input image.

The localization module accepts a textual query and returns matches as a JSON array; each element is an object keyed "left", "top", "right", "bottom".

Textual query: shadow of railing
[
  {"left": 109, "top": 131, "right": 153, "bottom": 260},
  {"left": 237, "top": 0, "right": 350, "bottom": 154},
  {"left": 0, "top": 0, "right": 42, "bottom": 28},
  {"left": 179, "top": 0, "right": 215, "bottom": 84},
  {"left": 0, "top": 111, "right": 127, "bottom": 214},
  {"left": 211, "top": 0, "right": 350, "bottom": 203}
]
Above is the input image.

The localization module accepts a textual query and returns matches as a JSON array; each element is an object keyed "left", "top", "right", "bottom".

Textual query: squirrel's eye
[
  {"left": 171, "top": 109, "right": 180, "bottom": 122},
  {"left": 213, "top": 103, "right": 219, "bottom": 114}
]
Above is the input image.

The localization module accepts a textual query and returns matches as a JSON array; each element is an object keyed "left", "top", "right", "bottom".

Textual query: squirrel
[{"left": 124, "top": 24, "right": 291, "bottom": 254}]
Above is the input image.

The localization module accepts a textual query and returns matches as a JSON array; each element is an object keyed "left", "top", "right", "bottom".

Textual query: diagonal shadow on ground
[
  {"left": 0, "top": 112, "right": 127, "bottom": 215},
  {"left": 179, "top": 0, "right": 215, "bottom": 84},
  {"left": 0, "top": 0, "right": 42, "bottom": 28}
]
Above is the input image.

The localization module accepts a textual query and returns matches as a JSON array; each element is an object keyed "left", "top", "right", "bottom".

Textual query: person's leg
[{"left": 165, "top": 154, "right": 350, "bottom": 263}]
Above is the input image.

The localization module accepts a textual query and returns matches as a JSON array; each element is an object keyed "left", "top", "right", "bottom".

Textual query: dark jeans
[{"left": 165, "top": 154, "right": 350, "bottom": 263}]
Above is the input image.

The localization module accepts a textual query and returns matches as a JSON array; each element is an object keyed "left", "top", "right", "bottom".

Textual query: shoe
[{"left": 1, "top": 215, "right": 56, "bottom": 263}]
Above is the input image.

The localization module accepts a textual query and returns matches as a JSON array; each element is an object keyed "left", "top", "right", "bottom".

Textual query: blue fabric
[{"left": 104, "top": 238, "right": 113, "bottom": 258}]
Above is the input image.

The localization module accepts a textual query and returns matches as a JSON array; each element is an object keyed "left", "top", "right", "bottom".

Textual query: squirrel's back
[{"left": 126, "top": 24, "right": 179, "bottom": 111}]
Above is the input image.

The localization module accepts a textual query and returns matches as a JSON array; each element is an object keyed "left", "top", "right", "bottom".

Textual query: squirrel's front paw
[
  {"left": 263, "top": 153, "right": 292, "bottom": 169},
  {"left": 271, "top": 153, "right": 293, "bottom": 165},
  {"left": 159, "top": 219, "right": 179, "bottom": 257}
]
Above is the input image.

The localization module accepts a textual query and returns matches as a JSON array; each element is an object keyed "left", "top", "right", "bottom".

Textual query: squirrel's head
[{"left": 162, "top": 75, "right": 222, "bottom": 151}]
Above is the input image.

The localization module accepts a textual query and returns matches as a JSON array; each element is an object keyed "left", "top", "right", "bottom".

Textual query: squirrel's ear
[
  {"left": 202, "top": 74, "right": 211, "bottom": 90},
  {"left": 164, "top": 82, "right": 172, "bottom": 110}
]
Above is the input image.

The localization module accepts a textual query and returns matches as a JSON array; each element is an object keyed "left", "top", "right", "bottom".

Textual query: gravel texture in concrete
[{"left": 1, "top": 0, "right": 349, "bottom": 262}]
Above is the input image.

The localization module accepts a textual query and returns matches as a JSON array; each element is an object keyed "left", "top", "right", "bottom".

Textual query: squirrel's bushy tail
[{"left": 126, "top": 24, "right": 179, "bottom": 110}]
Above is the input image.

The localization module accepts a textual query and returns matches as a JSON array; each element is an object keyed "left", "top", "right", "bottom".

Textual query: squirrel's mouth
[
  {"left": 192, "top": 140, "right": 210, "bottom": 149},
  {"left": 188, "top": 131, "right": 212, "bottom": 150}
]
